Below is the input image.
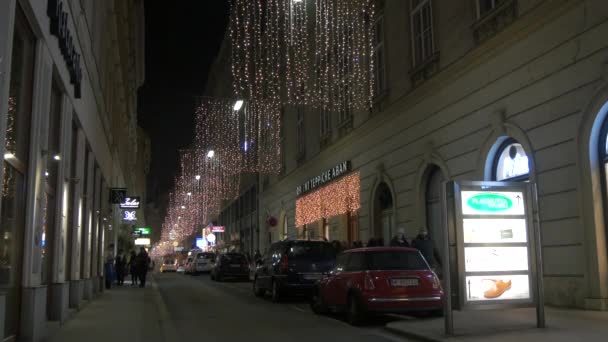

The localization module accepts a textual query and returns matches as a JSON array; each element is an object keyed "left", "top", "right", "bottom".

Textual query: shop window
[
  {"left": 492, "top": 139, "right": 530, "bottom": 181},
  {"left": 41, "top": 82, "right": 63, "bottom": 286},
  {"left": 1, "top": 7, "right": 36, "bottom": 338},
  {"left": 283, "top": 217, "right": 288, "bottom": 240},
  {"left": 425, "top": 166, "right": 444, "bottom": 266},
  {"left": 410, "top": 0, "right": 435, "bottom": 67},
  {"left": 372, "top": 182, "right": 393, "bottom": 242}
]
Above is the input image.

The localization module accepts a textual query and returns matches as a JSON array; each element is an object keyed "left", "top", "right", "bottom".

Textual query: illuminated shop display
[
  {"left": 296, "top": 172, "right": 360, "bottom": 227},
  {"left": 452, "top": 183, "right": 536, "bottom": 307}
]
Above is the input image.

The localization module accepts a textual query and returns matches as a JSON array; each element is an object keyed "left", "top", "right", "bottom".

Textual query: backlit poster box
[{"left": 450, "top": 181, "right": 539, "bottom": 309}]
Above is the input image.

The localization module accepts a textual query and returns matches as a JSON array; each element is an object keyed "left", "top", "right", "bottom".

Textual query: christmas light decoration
[
  {"left": 228, "top": 0, "right": 375, "bottom": 113},
  {"left": 295, "top": 172, "right": 360, "bottom": 227}
]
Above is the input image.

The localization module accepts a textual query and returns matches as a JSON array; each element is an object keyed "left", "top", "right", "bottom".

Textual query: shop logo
[{"left": 467, "top": 193, "right": 512, "bottom": 212}]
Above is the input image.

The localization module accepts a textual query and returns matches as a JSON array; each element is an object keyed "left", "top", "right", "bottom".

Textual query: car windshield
[
  {"left": 164, "top": 259, "right": 175, "bottom": 265},
  {"left": 367, "top": 250, "right": 428, "bottom": 271},
  {"left": 288, "top": 242, "right": 335, "bottom": 259}
]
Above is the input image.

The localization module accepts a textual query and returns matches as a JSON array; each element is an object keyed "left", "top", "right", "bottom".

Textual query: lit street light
[
  {"left": 233, "top": 100, "right": 244, "bottom": 111},
  {"left": 207, "top": 150, "right": 215, "bottom": 158}
]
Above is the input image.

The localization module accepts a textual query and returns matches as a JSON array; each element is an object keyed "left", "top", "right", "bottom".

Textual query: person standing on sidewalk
[
  {"left": 128, "top": 250, "right": 138, "bottom": 286},
  {"left": 136, "top": 247, "right": 151, "bottom": 288},
  {"left": 104, "top": 253, "right": 115, "bottom": 289},
  {"left": 115, "top": 250, "right": 126, "bottom": 286}
]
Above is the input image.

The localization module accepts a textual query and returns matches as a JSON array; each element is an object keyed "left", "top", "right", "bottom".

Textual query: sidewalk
[
  {"left": 46, "top": 277, "right": 177, "bottom": 342},
  {"left": 385, "top": 307, "right": 608, "bottom": 342}
]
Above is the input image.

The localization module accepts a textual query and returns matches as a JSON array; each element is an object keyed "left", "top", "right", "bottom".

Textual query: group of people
[{"left": 104, "top": 247, "right": 151, "bottom": 289}]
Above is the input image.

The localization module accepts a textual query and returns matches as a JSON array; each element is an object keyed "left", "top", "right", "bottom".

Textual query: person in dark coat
[
  {"left": 115, "top": 250, "right": 126, "bottom": 286},
  {"left": 104, "top": 253, "right": 115, "bottom": 289},
  {"left": 128, "top": 250, "right": 138, "bottom": 286},
  {"left": 412, "top": 230, "right": 441, "bottom": 272},
  {"left": 135, "top": 247, "right": 151, "bottom": 288},
  {"left": 390, "top": 227, "right": 410, "bottom": 247}
]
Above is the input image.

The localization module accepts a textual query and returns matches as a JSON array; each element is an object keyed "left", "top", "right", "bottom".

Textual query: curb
[
  {"left": 149, "top": 276, "right": 180, "bottom": 341},
  {"left": 384, "top": 326, "right": 443, "bottom": 342}
]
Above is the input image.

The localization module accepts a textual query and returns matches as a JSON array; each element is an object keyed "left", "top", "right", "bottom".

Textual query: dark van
[{"left": 253, "top": 240, "right": 337, "bottom": 302}]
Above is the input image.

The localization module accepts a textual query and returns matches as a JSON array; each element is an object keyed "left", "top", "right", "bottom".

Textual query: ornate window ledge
[{"left": 473, "top": 0, "right": 518, "bottom": 44}]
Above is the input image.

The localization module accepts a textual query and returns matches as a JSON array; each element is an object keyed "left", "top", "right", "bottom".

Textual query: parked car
[
  {"left": 191, "top": 251, "right": 216, "bottom": 274},
  {"left": 211, "top": 253, "right": 250, "bottom": 281},
  {"left": 176, "top": 263, "right": 185, "bottom": 273},
  {"left": 311, "top": 247, "right": 444, "bottom": 325},
  {"left": 160, "top": 259, "right": 177, "bottom": 273},
  {"left": 253, "top": 240, "right": 337, "bottom": 302},
  {"left": 184, "top": 257, "right": 194, "bottom": 274}
]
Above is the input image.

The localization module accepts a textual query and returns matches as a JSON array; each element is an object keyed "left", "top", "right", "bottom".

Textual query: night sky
[{"left": 138, "top": 1, "right": 228, "bottom": 209}]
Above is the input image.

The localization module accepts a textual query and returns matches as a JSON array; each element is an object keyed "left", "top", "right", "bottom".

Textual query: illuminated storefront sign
[
  {"left": 123, "top": 210, "right": 137, "bottom": 222},
  {"left": 119, "top": 196, "right": 140, "bottom": 209},
  {"left": 211, "top": 226, "right": 225, "bottom": 233},
  {"left": 133, "top": 227, "right": 151, "bottom": 235},
  {"left": 134, "top": 238, "right": 151, "bottom": 246},
  {"left": 47, "top": 0, "right": 83, "bottom": 98},
  {"left": 196, "top": 238, "right": 205, "bottom": 249},
  {"left": 296, "top": 161, "right": 351, "bottom": 196}
]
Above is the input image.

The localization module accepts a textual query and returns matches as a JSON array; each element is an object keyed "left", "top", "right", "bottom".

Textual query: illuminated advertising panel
[{"left": 452, "top": 182, "right": 537, "bottom": 309}]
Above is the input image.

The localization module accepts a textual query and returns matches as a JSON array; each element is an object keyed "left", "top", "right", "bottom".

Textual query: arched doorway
[
  {"left": 373, "top": 182, "right": 393, "bottom": 244},
  {"left": 492, "top": 138, "right": 530, "bottom": 181},
  {"left": 425, "top": 166, "right": 444, "bottom": 265}
]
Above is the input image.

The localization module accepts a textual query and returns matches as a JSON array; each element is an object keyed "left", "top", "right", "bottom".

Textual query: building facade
[
  {"left": 0, "top": 0, "right": 145, "bottom": 341},
  {"left": 251, "top": 0, "right": 608, "bottom": 311}
]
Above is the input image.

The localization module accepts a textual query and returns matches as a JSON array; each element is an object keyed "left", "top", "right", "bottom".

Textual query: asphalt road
[{"left": 153, "top": 272, "right": 414, "bottom": 342}]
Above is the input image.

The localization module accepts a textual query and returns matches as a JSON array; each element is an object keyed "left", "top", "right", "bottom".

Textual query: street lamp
[
  {"left": 53, "top": 154, "right": 61, "bottom": 161},
  {"left": 233, "top": 100, "right": 244, "bottom": 111},
  {"left": 207, "top": 150, "right": 215, "bottom": 158},
  {"left": 187, "top": 192, "right": 192, "bottom": 196},
  {"left": 195, "top": 175, "right": 201, "bottom": 180}
]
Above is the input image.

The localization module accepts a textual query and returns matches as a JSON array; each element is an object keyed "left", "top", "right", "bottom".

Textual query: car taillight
[
  {"left": 279, "top": 255, "right": 289, "bottom": 272},
  {"left": 432, "top": 274, "right": 441, "bottom": 290},
  {"left": 364, "top": 272, "right": 375, "bottom": 291}
]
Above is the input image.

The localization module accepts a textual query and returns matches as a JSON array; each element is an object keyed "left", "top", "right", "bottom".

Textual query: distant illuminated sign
[
  {"left": 196, "top": 238, "right": 205, "bottom": 249},
  {"left": 134, "top": 238, "right": 150, "bottom": 246},
  {"left": 134, "top": 227, "right": 151, "bottom": 235},
  {"left": 119, "top": 197, "right": 140, "bottom": 209},
  {"left": 211, "top": 226, "right": 225, "bottom": 233},
  {"left": 206, "top": 233, "right": 216, "bottom": 243},
  {"left": 123, "top": 210, "right": 137, "bottom": 222}
]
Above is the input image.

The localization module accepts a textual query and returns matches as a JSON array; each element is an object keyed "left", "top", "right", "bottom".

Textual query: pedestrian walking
[
  {"left": 104, "top": 253, "right": 115, "bottom": 289},
  {"left": 390, "top": 227, "right": 410, "bottom": 247},
  {"left": 128, "top": 250, "right": 138, "bottom": 286},
  {"left": 115, "top": 250, "right": 126, "bottom": 285},
  {"left": 136, "top": 247, "right": 151, "bottom": 288}
]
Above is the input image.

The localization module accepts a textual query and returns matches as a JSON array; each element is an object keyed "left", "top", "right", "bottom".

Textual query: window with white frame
[
  {"left": 373, "top": 11, "right": 386, "bottom": 96},
  {"left": 296, "top": 107, "right": 305, "bottom": 157},
  {"left": 410, "top": 0, "right": 435, "bottom": 67},
  {"left": 478, "top": 0, "right": 504, "bottom": 17}
]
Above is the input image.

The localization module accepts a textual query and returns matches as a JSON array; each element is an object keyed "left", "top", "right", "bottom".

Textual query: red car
[{"left": 311, "top": 247, "right": 444, "bottom": 325}]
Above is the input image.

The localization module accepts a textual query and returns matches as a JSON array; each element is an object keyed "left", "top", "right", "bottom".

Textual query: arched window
[
  {"left": 492, "top": 138, "right": 530, "bottom": 181},
  {"left": 372, "top": 182, "right": 393, "bottom": 243}
]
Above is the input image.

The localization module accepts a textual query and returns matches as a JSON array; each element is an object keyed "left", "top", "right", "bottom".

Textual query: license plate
[
  {"left": 230, "top": 264, "right": 241, "bottom": 268},
  {"left": 391, "top": 278, "right": 419, "bottom": 287},
  {"left": 303, "top": 273, "right": 321, "bottom": 280}
]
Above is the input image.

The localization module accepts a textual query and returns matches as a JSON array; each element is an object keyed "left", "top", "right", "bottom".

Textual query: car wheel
[
  {"left": 311, "top": 290, "right": 328, "bottom": 314},
  {"left": 253, "top": 277, "right": 266, "bottom": 297},
  {"left": 346, "top": 294, "right": 364, "bottom": 326},
  {"left": 271, "top": 280, "right": 281, "bottom": 303}
]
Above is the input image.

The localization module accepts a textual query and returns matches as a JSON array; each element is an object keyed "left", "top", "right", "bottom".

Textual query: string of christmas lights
[
  {"left": 228, "top": 0, "right": 375, "bottom": 113},
  {"left": 295, "top": 172, "right": 361, "bottom": 227}
]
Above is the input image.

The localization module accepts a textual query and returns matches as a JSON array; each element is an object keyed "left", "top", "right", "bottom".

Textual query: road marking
[{"left": 291, "top": 305, "right": 307, "bottom": 313}]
